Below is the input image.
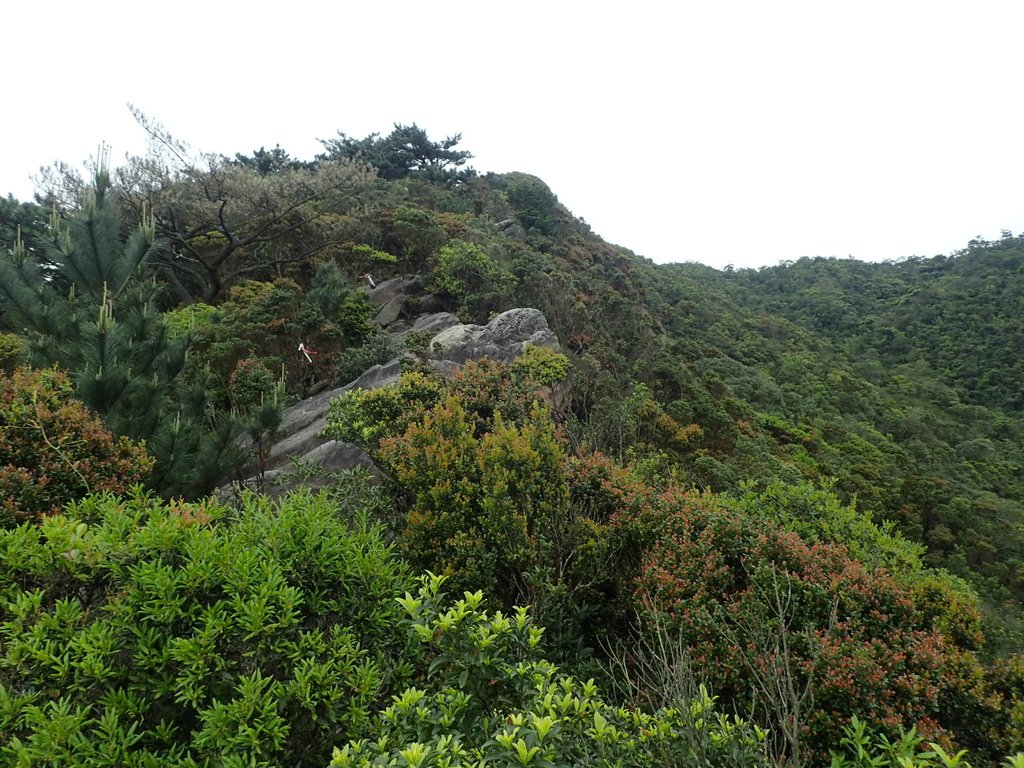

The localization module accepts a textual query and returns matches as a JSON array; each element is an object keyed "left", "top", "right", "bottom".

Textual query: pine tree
[{"left": 0, "top": 159, "right": 238, "bottom": 495}]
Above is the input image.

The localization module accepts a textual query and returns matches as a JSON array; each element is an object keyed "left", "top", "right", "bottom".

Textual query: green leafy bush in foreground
[
  {"left": 0, "top": 487, "right": 413, "bottom": 766},
  {"left": 331, "top": 572, "right": 769, "bottom": 768},
  {"left": 829, "top": 716, "right": 1024, "bottom": 768}
]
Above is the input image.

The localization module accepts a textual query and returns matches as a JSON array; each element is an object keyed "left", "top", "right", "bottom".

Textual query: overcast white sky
[{"left": 4, "top": 1, "right": 1023, "bottom": 269}]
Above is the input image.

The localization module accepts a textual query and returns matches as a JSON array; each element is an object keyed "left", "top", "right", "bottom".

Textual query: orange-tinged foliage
[
  {"left": 623, "top": 487, "right": 994, "bottom": 762},
  {"left": 0, "top": 367, "right": 153, "bottom": 525}
]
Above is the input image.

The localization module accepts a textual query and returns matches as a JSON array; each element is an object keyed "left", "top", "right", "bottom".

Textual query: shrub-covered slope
[{"left": 2, "top": 124, "right": 1023, "bottom": 763}]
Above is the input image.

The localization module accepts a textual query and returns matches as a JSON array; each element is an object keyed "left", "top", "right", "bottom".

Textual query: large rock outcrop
[
  {"left": 366, "top": 275, "right": 443, "bottom": 331},
  {"left": 263, "top": 359, "right": 404, "bottom": 472},
  {"left": 222, "top": 283, "right": 561, "bottom": 499},
  {"left": 429, "top": 308, "right": 560, "bottom": 363}
]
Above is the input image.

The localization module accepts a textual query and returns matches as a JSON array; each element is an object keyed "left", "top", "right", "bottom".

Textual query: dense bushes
[
  {"left": 5, "top": 130, "right": 1024, "bottom": 765},
  {"left": 330, "top": 573, "right": 770, "bottom": 768},
  {"left": 623, "top": 487, "right": 1003, "bottom": 765},
  {"left": 430, "top": 239, "right": 516, "bottom": 322},
  {"left": 0, "top": 487, "right": 414, "bottom": 766},
  {"left": 829, "top": 717, "right": 1024, "bottom": 768},
  {"left": 322, "top": 359, "right": 1020, "bottom": 761},
  {"left": 380, "top": 395, "right": 570, "bottom": 602},
  {"left": 0, "top": 367, "right": 152, "bottom": 526},
  {"left": 182, "top": 269, "right": 375, "bottom": 405},
  {"left": 323, "top": 358, "right": 616, "bottom": 658}
]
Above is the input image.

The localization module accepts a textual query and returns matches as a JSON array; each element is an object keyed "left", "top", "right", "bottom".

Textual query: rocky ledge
[{"left": 222, "top": 290, "right": 562, "bottom": 499}]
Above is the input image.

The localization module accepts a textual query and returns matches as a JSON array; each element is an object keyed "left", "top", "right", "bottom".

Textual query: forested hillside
[
  {"left": 631, "top": 251, "right": 1024, "bottom": 648},
  {"left": 1, "top": 124, "right": 1022, "bottom": 766}
]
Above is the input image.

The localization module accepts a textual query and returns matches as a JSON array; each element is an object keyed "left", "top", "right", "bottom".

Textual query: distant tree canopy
[
  {"left": 231, "top": 144, "right": 314, "bottom": 176},
  {"left": 319, "top": 123, "right": 473, "bottom": 184},
  {"left": 116, "top": 127, "right": 376, "bottom": 303}
]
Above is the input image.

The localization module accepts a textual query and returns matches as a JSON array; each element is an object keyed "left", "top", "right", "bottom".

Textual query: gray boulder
[
  {"left": 275, "top": 381, "right": 349, "bottom": 440},
  {"left": 412, "top": 312, "right": 462, "bottom": 335},
  {"left": 265, "top": 359, "right": 402, "bottom": 469},
  {"left": 367, "top": 275, "right": 429, "bottom": 306},
  {"left": 345, "top": 358, "right": 403, "bottom": 391},
  {"left": 222, "top": 359, "right": 402, "bottom": 499},
  {"left": 429, "top": 308, "right": 560, "bottom": 364},
  {"left": 368, "top": 276, "right": 445, "bottom": 327},
  {"left": 222, "top": 441, "right": 385, "bottom": 501},
  {"left": 374, "top": 296, "right": 406, "bottom": 327},
  {"left": 495, "top": 218, "right": 527, "bottom": 240}
]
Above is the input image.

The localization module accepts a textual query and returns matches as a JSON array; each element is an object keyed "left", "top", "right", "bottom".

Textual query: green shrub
[
  {"left": 986, "top": 653, "right": 1024, "bottom": 754},
  {"left": 323, "top": 360, "right": 564, "bottom": 457},
  {"left": 0, "top": 367, "right": 153, "bottom": 526},
  {"left": 330, "top": 573, "right": 769, "bottom": 768},
  {"left": 512, "top": 344, "right": 570, "bottom": 386},
  {"left": 0, "top": 332, "right": 26, "bottom": 372},
  {"left": 829, "top": 716, "right": 1024, "bottom": 768},
  {"left": 733, "top": 479, "right": 926, "bottom": 573},
  {"left": 186, "top": 271, "right": 375, "bottom": 405},
  {"left": 380, "top": 205, "right": 448, "bottom": 271},
  {"left": 335, "top": 332, "right": 398, "bottom": 386},
  {"left": 0, "top": 488, "right": 415, "bottom": 766},
  {"left": 323, "top": 362, "right": 619, "bottom": 659},
  {"left": 322, "top": 370, "right": 445, "bottom": 449},
  {"left": 380, "top": 396, "right": 570, "bottom": 605},
  {"left": 163, "top": 302, "right": 220, "bottom": 339},
  {"left": 429, "top": 239, "right": 516, "bottom": 322},
  {"left": 505, "top": 176, "right": 560, "bottom": 237},
  {"left": 731, "top": 481, "right": 1015, "bottom": 758},
  {"left": 228, "top": 357, "right": 279, "bottom": 414}
]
